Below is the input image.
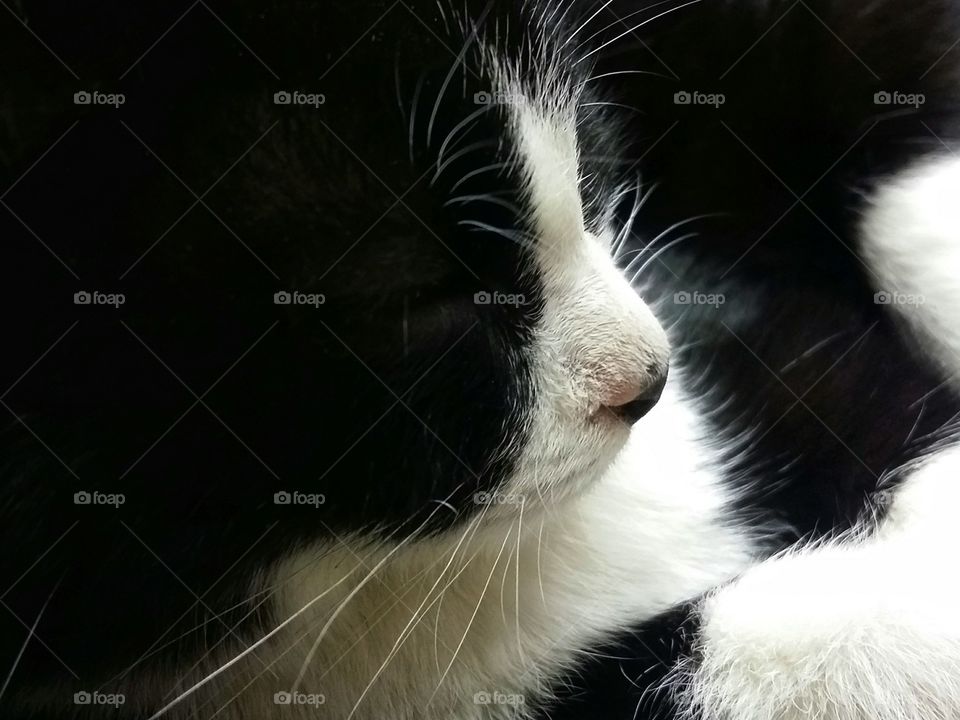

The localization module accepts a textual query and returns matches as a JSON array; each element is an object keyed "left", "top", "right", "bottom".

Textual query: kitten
[{"left": 1, "top": 1, "right": 959, "bottom": 719}]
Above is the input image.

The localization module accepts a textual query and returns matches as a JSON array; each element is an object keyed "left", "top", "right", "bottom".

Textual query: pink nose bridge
[{"left": 601, "top": 375, "right": 647, "bottom": 408}]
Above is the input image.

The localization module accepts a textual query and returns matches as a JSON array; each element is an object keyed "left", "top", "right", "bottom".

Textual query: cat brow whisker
[
  {"left": 575, "top": 0, "right": 681, "bottom": 52},
  {"left": 449, "top": 161, "right": 512, "bottom": 193},
  {"left": 432, "top": 138, "right": 499, "bottom": 186},
  {"left": 630, "top": 232, "right": 699, "bottom": 284},
  {"left": 575, "top": 0, "right": 705, "bottom": 65},
  {"left": 561, "top": 0, "right": 615, "bottom": 48}
]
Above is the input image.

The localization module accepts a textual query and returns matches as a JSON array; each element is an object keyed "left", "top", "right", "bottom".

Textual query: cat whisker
[
  {"left": 630, "top": 232, "right": 699, "bottom": 285},
  {"left": 575, "top": 0, "right": 705, "bottom": 65},
  {"left": 427, "top": 524, "right": 513, "bottom": 707},
  {"left": 561, "top": 0, "right": 614, "bottom": 48},
  {"left": 574, "top": 0, "right": 683, "bottom": 53},
  {"left": 347, "top": 505, "right": 489, "bottom": 719},
  {"left": 449, "top": 161, "right": 512, "bottom": 193}
]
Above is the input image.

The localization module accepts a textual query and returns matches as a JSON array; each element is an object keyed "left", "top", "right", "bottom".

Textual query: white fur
[
  {"left": 675, "top": 155, "right": 960, "bottom": 720},
  {"left": 495, "top": 64, "right": 671, "bottom": 510},
  {"left": 189, "top": 380, "right": 753, "bottom": 720},
  {"left": 676, "top": 446, "right": 960, "bottom": 720},
  {"left": 860, "top": 154, "right": 960, "bottom": 384}
]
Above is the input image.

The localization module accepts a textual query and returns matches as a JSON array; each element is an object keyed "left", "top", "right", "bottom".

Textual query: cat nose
[{"left": 606, "top": 363, "right": 669, "bottom": 425}]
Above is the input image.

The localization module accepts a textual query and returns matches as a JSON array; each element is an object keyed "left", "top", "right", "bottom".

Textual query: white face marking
[{"left": 496, "top": 79, "right": 671, "bottom": 506}]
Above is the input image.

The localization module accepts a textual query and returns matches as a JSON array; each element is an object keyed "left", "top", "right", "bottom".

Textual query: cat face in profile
[
  {"left": 291, "top": 0, "right": 671, "bottom": 529},
  {"left": 1, "top": 0, "right": 669, "bottom": 708},
  {"left": 85, "top": 0, "right": 668, "bottom": 536}
]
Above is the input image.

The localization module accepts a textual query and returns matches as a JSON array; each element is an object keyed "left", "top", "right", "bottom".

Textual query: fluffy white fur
[
  {"left": 860, "top": 154, "right": 960, "bottom": 385},
  {"left": 154, "top": 381, "right": 752, "bottom": 720},
  {"left": 676, "top": 446, "right": 960, "bottom": 720},
  {"left": 675, "top": 154, "right": 960, "bottom": 720}
]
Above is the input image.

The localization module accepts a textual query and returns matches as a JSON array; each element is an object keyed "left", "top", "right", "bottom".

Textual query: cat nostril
[{"left": 608, "top": 365, "right": 669, "bottom": 425}]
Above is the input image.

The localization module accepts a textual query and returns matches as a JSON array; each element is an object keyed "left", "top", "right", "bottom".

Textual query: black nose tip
[{"left": 611, "top": 366, "right": 668, "bottom": 425}]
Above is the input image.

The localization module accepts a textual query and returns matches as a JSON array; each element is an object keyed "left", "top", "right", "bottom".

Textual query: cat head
[{"left": 4, "top": 0, "right": 669, "bottom": 542}]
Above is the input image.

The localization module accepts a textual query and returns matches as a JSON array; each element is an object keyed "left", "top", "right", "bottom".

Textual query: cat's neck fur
[{"left": 183, "top": 383, "right": 755, "bottom": 719}]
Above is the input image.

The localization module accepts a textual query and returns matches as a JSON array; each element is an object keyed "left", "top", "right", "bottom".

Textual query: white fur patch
[
  {"left": 495, "top": 69, "right": 671, "bottom": 509},
  {"left": 860, "top": 154, "right": 960, "bottom": 385},
  {"left": 676, "top": 446, "right": 960, "bottom": 720},
  {"left": 216, "top": 379, "right": 753, "bottom": 720}
]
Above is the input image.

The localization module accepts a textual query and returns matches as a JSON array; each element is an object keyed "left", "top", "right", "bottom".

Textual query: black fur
[{"left": 3, "top": 1, "right": 960, "bottom": 718}]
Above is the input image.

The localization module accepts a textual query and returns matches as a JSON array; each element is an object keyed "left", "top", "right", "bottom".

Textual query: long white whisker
[
  {"left": 536, "top": 518, "right": 547, "bottom": 608},
  {"left": 427, "top": 2, "right": 494, "bottom": 148},
  {"left": 348, "top": 507, "right": 489, "bottom": 719},
  {"left": 433, "top": 139, "right": 499, "bottom": 185},
  {"left": 145, "top": 562, "right": 362, "bottom": 720},
  {"left": 290, "top": 496, "right": 462, "bottom": 691},
  {"left": 575, "top": 0, "right": 705, "bottom": 65},
  {"left": 575, "top": 0, "right": 681, "bottom": 51},
  {"left": 427, "top": 526, "right": 512, "bottom": 706},
  {"left": 579, "top": 68, "right": 675, "bottom": 87},
  {"left": 630, "top": 232, "right": 698, "bottom": 284},
  {"left": 0, "top": 577, "right": 61, "bottom": 703},
  {"left": 449, "top": 161, "right": 511, "bottom": 193},
  {"left": 514, "top": 498, "right": 526, "bottom": 667},
  {"left": 561, "top": 0, "right": 614, "bottom": 47},
  {"left": 408, "top": 74, "right": 427, "bottom": 165}
]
